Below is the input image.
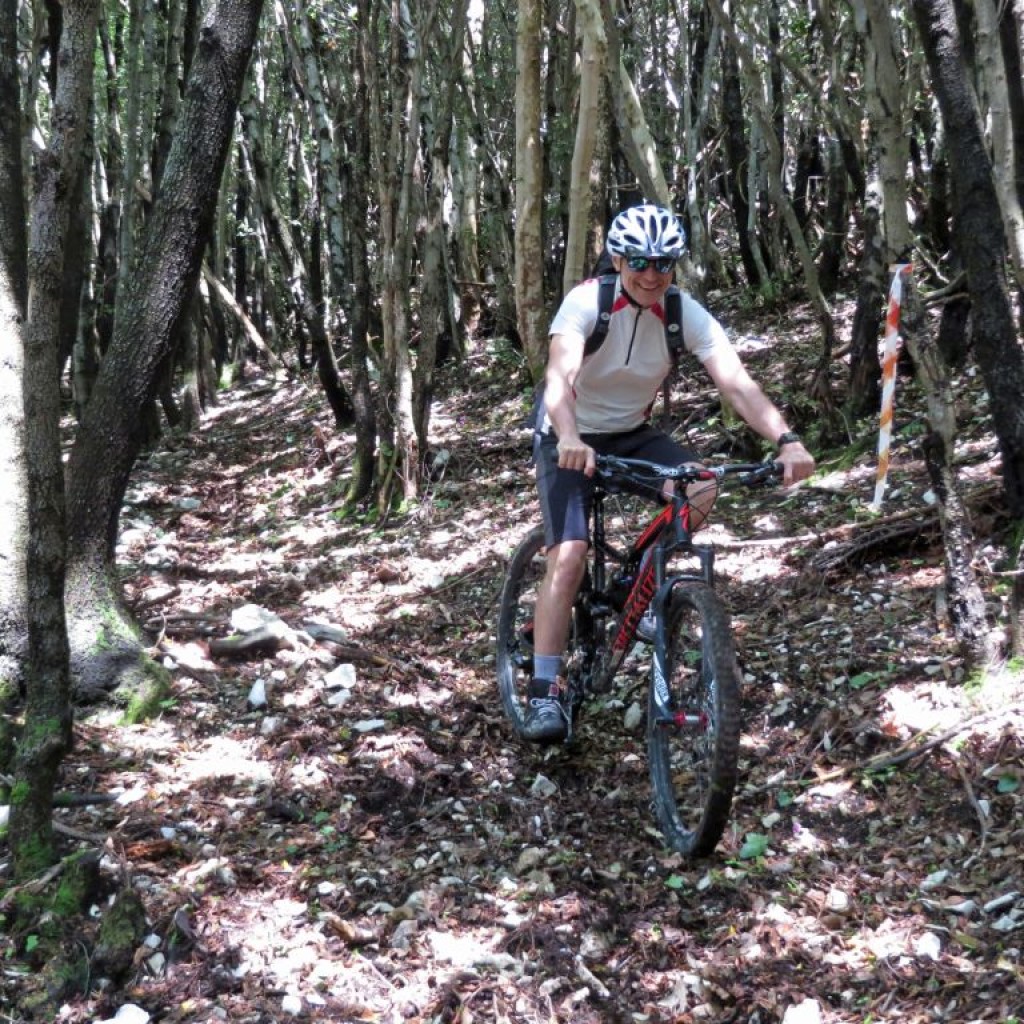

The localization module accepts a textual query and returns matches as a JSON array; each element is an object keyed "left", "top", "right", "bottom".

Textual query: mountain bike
[{"left": 495, "top": 454, "right": 781, "bottom": 857}]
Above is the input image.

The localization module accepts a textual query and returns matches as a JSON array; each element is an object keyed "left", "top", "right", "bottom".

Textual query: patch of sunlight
[
  {"left": 165, "top": 735, "right": 273, "bottom": 787},
  {"left": 211, "top": 549, "right": 285, "bottom": 573},
  {"left": 280, "top": 521, "right": 335, "bottom": 546},
  {"left": 884, "top": 685, "right": 964, "bottom": 736},
  {"left": 424, "top": 927, "right": 504, "bottom": 968}
]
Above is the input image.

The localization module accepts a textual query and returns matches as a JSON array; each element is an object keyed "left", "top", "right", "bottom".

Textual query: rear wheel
[
  {"left": 647, "top": 583, "right": 741, "bottom": 857},
  {"left": 495, "top": 527, "right": 593, "bottom": 737}
]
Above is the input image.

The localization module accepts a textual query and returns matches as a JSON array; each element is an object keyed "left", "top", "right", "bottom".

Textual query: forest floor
[{"left": 5, "top": 296, "right": 1024, "bottom": 1024}]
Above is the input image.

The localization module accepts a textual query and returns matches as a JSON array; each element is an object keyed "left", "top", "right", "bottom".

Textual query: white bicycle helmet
[{"left": 606, "top": 204, "right": 687, "bottom": 259}]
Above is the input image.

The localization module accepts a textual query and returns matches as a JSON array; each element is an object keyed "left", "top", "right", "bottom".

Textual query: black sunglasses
[{"left": 625, "top": 255, "right": 676, "bottom": 274}]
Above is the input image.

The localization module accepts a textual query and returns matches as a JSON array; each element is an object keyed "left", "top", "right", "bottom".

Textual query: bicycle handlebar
[{"left": 594, "top": 454, "right": 782, "bottom": 488}]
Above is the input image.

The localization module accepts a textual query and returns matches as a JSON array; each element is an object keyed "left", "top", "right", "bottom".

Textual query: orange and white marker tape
[{"left": 870, "top": 263, "right": 912, "bottom": 510}]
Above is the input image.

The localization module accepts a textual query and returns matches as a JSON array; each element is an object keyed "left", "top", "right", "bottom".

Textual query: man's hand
[
  {"left": 556, "top": 435, "right": 596, "bottom": 476},
  {"left": 776, "top": 441, "right": 815, "bottom": 486}
]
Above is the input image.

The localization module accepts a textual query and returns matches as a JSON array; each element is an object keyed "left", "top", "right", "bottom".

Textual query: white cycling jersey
[{"left": 546, "top": 276, "right": 732, "bottom": 434}]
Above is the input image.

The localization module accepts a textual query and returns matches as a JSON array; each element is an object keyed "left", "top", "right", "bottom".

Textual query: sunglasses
[{"left": 625, "top": 255, "right": 676, "bottom": 274}]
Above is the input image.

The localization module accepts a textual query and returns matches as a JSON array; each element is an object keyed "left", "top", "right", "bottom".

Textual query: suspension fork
[{"left": 649, "top": 544, "right": 717, "bottom": 726}]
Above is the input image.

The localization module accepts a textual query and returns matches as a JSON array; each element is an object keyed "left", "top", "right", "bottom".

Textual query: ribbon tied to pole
[{"left": 870, "top": 263, "right": 912, "bottom": 511}]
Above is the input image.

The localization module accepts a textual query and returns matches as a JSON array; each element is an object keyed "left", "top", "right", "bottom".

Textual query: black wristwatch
[{"left": 776, "top": 431, "right": 802, "bottom": 451}]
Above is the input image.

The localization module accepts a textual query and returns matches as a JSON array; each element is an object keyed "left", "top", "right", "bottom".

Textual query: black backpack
[{"left": 529, "top": 273, "right": 687, "bottom": 431}]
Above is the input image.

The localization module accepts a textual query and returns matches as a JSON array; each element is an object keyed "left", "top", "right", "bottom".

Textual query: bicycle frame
[{"left": 586, "top": 476, "right": 715, "bottom": 701}]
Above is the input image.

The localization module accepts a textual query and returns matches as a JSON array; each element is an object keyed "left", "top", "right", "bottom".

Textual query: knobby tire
[
  {"left": 647, "top": 583, "right": 742, "bottom": 857},
  {"left": 496, "top": 526, "right": 595, "bottom": 738}
]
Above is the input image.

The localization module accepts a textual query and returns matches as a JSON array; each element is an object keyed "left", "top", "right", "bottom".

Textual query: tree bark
[
  {"left": 563, "top": 0, "right": 606, "bottom": 292},
  {"left": 0, "top": 0, "right": 30, "bottom": 741},
  {"left": 515, "top": 0, "right": 547, "bottom": 379},
  {"left": 899, "top": 271, "right": 994, "bottom": 665},
  {"left": 913, "top": 0, "right": 1024, "bottom": 518},
  {"left": 11, "top": 0, "right": 100, "bottom": 883},
  {"left": 64, "top": 0, "right": 265, "bottom": 702},
  {"left": 600, "top": 0, "right": 671, "bottom": 207}
]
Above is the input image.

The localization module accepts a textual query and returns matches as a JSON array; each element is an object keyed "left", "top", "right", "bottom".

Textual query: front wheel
[{"left": 647, "top": 583, "right": 741, "bottom": 857}]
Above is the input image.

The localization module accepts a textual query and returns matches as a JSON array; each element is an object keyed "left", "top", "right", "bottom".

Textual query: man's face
[{"left": 613, "top": 254, "right": 676, "bottom": 307}]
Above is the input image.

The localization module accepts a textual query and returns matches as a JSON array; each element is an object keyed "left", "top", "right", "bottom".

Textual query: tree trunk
[
  {"left": 847, "top": 180, "right": 886, "bottom": 419},
  {"left": 11, "top": 0, "right": 100, "bottom": 883},
  {"left": 857, "top": 0, "right": 913, "bottom": 260},
  {"left": 414, "top": 0, "right": 468, "bottom": 456},
  {"left": 240, "top": 88, "right": 353, "bottom": 427},
  {"left": 913, "top": 0, "right": 1024, "bottom": 518},
  {"left": 64, "top": 0, "right": 265, "bottom": 703},
  {"left": 515, "top": 0, "right": 547, "bottom": 379},
  {"left": 563, "top": 0, "right": 606, "bottom": 292},
  {"left": 342, "top": 0, "right": 377, "bottom": 507},
  {"left": 720, "top": 40, "right": 763, "bottom": 288},
  {"left": 600, "top": 0, "right": 671, "bottom": 207},
  {"left": 900, "top": 271, "right": 995, "bottom": 665},
  {"left": 976, "top": 0, "right": 1024, "bottom": 293},
  {"left": 0, "top": 0, "right": 30, "bottom": 753}
]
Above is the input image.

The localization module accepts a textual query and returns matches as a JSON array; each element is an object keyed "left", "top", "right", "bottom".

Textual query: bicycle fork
[{"left": 648, "top": 546, "right": 716, "bottom": 732}]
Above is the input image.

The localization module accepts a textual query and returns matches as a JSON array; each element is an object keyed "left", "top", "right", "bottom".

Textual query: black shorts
[{"left": 534, "top": 425, "right": 699, "bottom": 547}]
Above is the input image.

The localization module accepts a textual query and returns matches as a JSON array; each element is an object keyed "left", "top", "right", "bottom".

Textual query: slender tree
[
  {"left": 0, "top": 0, "right": 29, "bottom": 757},
  {"left": 912, "top": 0, "right": 1024, "bottom": 518},
  {"left": 63, "top": 0, "right": 265, "bottom": 701},
  {"left": 10, "top": 0, "right": 101, "bottom": 882},
  {"left": 515, "top": 0, "right": 546, "bottom": 378}
]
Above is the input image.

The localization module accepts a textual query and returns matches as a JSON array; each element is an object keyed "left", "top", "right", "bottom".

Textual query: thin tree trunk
[
  {"left": 64, "top": 0, "right": 265, "bottom": 702},
  {"left": 0, "top": 0, "right": 30, "bottom": 744},
  {"left": 599, "top": 0, "right": 671, "bottom": 207},
  {"left": 900, "top": 272, "right": 994, "bottom": 665},
  {"left": 240, "top": 87, "right": 353, "bottom": 427},
  {"left": 515, "top": 0, "right": 547, "bottom": 379},
  {"left": 913, "top": 0, "right": 1024, "bottom": 518},
  {"left": 720, "top": 40, "right": 763, "bottom": 288},
  {"left": 563, "top": 0, "right": 606, "bottom": 292},
  {"left": 976, "top": 0, "right": 1024, "bottom": 293},
  {"left": 11, "top": 0, "right": 100, "bottom": 883},
  {"left": 414, "top": 0, "right": 468, "bottom": 455}
]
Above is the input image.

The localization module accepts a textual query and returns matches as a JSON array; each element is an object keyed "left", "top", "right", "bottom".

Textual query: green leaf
[
  {"left": 739, "top": 833, "right": 770, "bottom": 860},
  {"left": 665, "top": 874, "right": 686, "bottom": 890},
  {"left": 25, "top": 935, "right": 39, "bottom": 953},
  {"left": 996, "top": 774, "right": 1020, "bottom": 794},
  {"left": 777, "top": 789, "right": 794, "bottom": 808}
]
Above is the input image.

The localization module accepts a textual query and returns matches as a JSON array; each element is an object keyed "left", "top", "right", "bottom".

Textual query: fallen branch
[{"left": 742, "top": 705, "right": 1018, "bottom": 797}]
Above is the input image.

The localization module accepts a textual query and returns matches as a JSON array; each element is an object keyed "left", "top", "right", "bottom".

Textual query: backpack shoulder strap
[
  {"left": 658, "top": 284, "right": 687, "bottom": 429},
  {"left": 663, "top": 284, "right": 684, "bottom": 364},
  {"left": 582, "top": 274, "right": 618, "bottom": 358}
]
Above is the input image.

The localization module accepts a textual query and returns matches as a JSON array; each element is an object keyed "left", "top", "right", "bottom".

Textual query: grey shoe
[
  {"left": 522, "top": 680, "right": 569, "bottom": 743},
  {"left": 635, "top": 608, "right": 657, "bottom": 643}
]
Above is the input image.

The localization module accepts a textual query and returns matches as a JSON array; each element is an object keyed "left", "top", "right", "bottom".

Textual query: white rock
[
  {"left": 248, "top": 679, "right": 268, "bottom": 708},
  {"left": 983, "top": 891, "right": 1020, "bottom": 914},
  {"left": 324, "top": 663, "right": 357, "bottom": 689},
  {"left": 281, "top": 993, "right": 303, "bottom": 1015},
  {"left": 623, "top": 702, "right": 644, "bottom": 730},
  {"left": 826, "top": 888, "right": 851, "bottom": 914},
  {"left": 782, "top": 998, "right": 822, "bottom": 1024},
  {"left": 231, "top": 604, "right": 278, "bottom": 633},
  {"left": 914, "top": 931, "right": 942, "bottom": 960},
  {"left": 530, "top": 774, "right": 558, "bottom": 799},
  {"left": 97, "top": 1006, "right": 151, "bottom": 1024},
  {"left": 351, "top": 718, "right": 388, "bottom": 733},
  {"left": 920, "top": 869, "right": 949, "bottom": 891}
]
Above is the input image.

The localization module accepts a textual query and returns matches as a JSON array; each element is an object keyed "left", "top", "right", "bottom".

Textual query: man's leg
[{"left": 521, "top": 539, "right": 588, "bottom": 742}]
